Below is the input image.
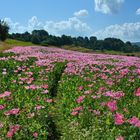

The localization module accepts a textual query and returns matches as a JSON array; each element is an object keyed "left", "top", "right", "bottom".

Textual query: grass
[{"left": 0, "top": 39, "right": 34, "bottom": 51}]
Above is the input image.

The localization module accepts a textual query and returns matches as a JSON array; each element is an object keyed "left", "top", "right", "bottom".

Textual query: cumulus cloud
[
  {"left": 74, "top": 9, "right": 88, "bottom": 17},
  {"left": 3, "top": 16, "right": 92, "bottom": 36},
  {"left": 44, "top": 17, "right": 92, "bottom": 36},
  {"left": 92, "top": 22, "right": 140, "bottom": 42},
  {"left": 136, "top": 8, "right": 140, "bottom": 15},
  {"left": 94, "top": 0, "right": 124, "bottom": 14}
]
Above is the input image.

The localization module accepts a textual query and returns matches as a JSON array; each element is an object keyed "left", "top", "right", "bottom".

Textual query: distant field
[
  {"left": 1, "top": 39, "right": 140, "bottom": 57},
  {"left": 62, "top": 45, "right": 140, "bottom": 57}
]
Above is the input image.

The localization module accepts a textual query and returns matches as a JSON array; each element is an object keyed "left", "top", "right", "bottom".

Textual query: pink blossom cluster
[
  {"left": 6, "top": 125, "right": 20, "bottom": 138},
  {"left": 5, "top": 46, "right": 140, "bottom": 75},
  {"left": 107, "top": 100, "right": 117, "bottom": 112},
  {"left": 0, "top": 91, "right": 11, "bottom": 98},
  {"left": 71, "top": 106, "right": 83, "bottom": 116},
  {"left": 114, "top": 113, "right": 124, "bottom": 125},
  {"left": 4, "top": 108, "right": 20, "bottom": 116},
  {"left": 104, "top": 91, "right": 125, "bottom": 99},
  {"left": 128, "top": 116, "right": 140, "bottom": 127},
  {"left": 76, "top": 96, "right": 85, "bottom": 103}
]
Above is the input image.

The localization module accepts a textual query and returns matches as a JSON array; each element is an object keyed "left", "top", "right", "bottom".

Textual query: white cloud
[
  {"left": 44, "top": 17, "right": 92, "bottom": 36},
  {"left": 92, "top": 22, "right": 140, "bottom": 42},
  {"left": 94, "top": 0, "right": 124, "bottom": 14},
  {"left": 4, "top": 18, "right": 26, "bottom": 33},
  {"left": 3, "top": 16, "right": 92, "bottom": 36},
  {"left": 74, "top": 9, "right": 88, "bottom": 17},
  {"left": 28, "top": 16, "right": 43, "bottom": 31},
  {"left": 136, "top": 8, "right": 140, "bottom": 15}
]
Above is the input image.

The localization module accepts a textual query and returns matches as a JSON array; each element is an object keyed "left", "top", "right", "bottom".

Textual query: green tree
[{"left": 0, "top": 20, "right": 9, "bottom": 41}]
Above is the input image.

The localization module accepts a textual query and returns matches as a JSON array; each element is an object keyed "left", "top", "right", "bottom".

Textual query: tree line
[
  {"left": 9, "top": 30, "right": 140, "bottom": 53},
  {"left": 0, "top": 20, "right": 140, "bottom": 53}
]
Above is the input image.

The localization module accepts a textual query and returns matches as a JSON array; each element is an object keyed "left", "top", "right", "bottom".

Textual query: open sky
[{"left": 0, "top": 0, "right": 140, "bottom": 42}]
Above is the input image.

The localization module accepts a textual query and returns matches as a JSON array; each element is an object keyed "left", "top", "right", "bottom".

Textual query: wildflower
[
  {"left": 135, "top": 121, "right": 140, "bottom": 127},
  {"left": 71, "top": 111, "right": 78, "bottom": 116},
  {"left": 78, "top": 86, "right": 83, "bottom": 91},
  {"left": 41, "top": 90, "right": 49, "bottom": 94},
  {"left": 93, "top": 110, "right": 100, "bottom": 115},
  {"left": 76, "top": 96, "right": 85, "bottom": 103},
  {"left": 100, "top": 102, "right": 106, "bottom": 107},
  {"left": 107, "top": 100, "right": 117, "bottom": 112},
  {"left": 116, "top": 136, "right": 124, "bottom": 140},
  {"left": 4, "top": 108, "right": 20, "bottom": 116},
  {"left": 73, "top": 106, "right": 83, "bottom": 111},
  {"left": 33, "top": 132, "right": 38, "bottom": 138},
  {"left": 128, "top": 116, "right": 139, "bottom": 125},
  {"left": 42, "top": 84, "right": 49, "bottom": 89},
  {"left": 0, "top": 105, "right": 5, "bottom": 110},
  {"left": 84, "top": 90, "right": 91, "bottom": 95},
  {"left": 6, "top": 131, "right": 13, "bottom": 138},
  {"left": 6, "top": 124, "right": 20, "bottom": 138},
  {"left": 35, "top": 105, "right": 45, "bottom": 110},
  {"left": 0, "top": 91, "right": 11, "bottom": 98},
  {"left": 114, "top": 113, "right": 124, "bottom": 125},
  {"left": 104, "top": 91, "right": 124, "bottom": 99},
  {"left": 44, "top": 99, "right": 53, "bottom": 103},
  {"left": 135, "top": 88, "right": 140, "bottom": 96}
]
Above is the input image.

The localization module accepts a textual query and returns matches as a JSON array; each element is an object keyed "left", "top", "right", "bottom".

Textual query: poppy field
[{"left": 0, "top": 46, "right": 140, "bottom": 139}]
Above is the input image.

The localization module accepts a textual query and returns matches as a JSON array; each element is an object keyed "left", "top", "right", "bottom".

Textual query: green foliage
[{"left": 0, "top": 20, "right": 9, "bottom": 41}]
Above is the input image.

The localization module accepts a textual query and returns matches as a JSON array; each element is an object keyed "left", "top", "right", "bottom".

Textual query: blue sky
[{"left": 0, "top": 0, "right": 140, "bottom": 42}]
